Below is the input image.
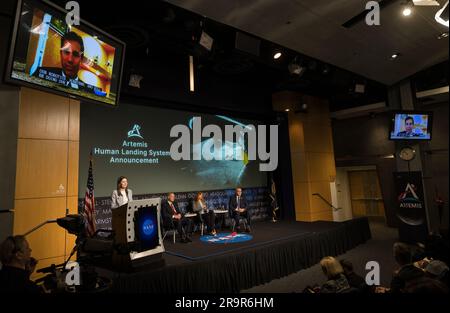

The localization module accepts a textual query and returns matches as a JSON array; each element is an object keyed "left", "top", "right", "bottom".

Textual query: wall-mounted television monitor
[
  {"left": 5, "top": 0, "right": 125, "bottom": 106},
  {"left": 389, "top": 111, "right": 433, "bottom": 140}
]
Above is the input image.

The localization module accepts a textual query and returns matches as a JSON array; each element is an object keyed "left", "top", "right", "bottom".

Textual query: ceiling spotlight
[
  {"left": 273, "top": 52, "right": 282, "bottom": 59},
  {"left": 413, "top": 0, "right": 439, "bottom": 5},
  {"left": 437, "top": 31, "right": 449, "bottom": 39},
  {"left": 435, "top": 1, "right": 449, "bottom": 27},
  {"left": 288, "top": 57, "right": 306, "bottom": 76},
  {"left": 285, "top": 108, "right": 290, "bottom": 112},
  {"left": 294, "top": 102, "right": 308, "bottom": 113},
  {"left": 390, "top": 53, "right": 401, "bottom": 60},
  {"left": 288, "top": 63, "right": 306, "bottom": 76},
  {"left": 402, "top": 6, "right": 413, "bottom": 16}
]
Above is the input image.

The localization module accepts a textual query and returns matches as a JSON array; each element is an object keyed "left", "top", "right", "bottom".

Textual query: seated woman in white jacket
[
  {"left": 111, "top": 176, "right": 133, "bottom": 209},
  {"left": 192, "top": 192, "right": 216, "bottom": 236}
]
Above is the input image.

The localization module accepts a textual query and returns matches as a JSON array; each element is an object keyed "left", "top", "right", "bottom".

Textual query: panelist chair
[
  {"left": 230, "top": 216, "right": 248, "bottom": 232},
  {"left": 192, "top": 221, "right": 206, "bottom": 236},
  {"left": 161, "top": 219, "right": 186, "bottom": 244},
  {"left": 187, "top": 200, "right": 207, "bottom": 236}
]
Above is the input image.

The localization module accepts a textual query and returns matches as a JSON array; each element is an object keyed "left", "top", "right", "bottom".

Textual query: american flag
[{"left": 83, "top": 155, "right": 96, "bottom": 236}]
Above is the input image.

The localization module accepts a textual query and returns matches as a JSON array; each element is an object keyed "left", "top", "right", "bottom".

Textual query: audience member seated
[
  {"left": 376, "top": 242, "right": 425, "bottom": 293},
  {"left": 404, "top": 276, "right": 449, "bottom": 293},
  {"left": 319, "top": 256, "right": 351, "bottom": 293},
  {"left": 0, "top": 235, "right": 41, "bottom": 293},
  {"left": 340, "top": 259, "right": 371, "bottom": 293},
  {"left": 161, "top": 192, "right": 193, "bottom": 243},
  {"left": 424, "top": 260, "right": 449, "bottom": 287},
  {"left": 228, "top": 187, "right": 251, "bottom": 233},
  {"left": 192, "top": 192, "right": 217, "bottom": 236},
  {"left": 423, "top": 232, "right": 450, "bottom": 266}
]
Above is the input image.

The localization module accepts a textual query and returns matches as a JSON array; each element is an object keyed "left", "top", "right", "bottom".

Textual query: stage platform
[{"left": 109, "top": 217, "right": 371, "bottom": 293}]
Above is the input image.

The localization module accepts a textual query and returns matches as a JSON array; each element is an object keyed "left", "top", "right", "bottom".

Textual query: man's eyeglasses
[{"left": 61, "top": 49, "right": 83, "bottom": 58}]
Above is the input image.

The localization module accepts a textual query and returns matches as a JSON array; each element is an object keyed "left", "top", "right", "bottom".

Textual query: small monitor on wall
[
  {"left": 5, "top": 0, "right": 125, "bottom": 106},
  {"left": 389, "top": 111, "right": 433, "bottom": 141}
]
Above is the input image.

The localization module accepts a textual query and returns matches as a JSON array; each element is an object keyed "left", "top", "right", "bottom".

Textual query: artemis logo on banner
[
  {"left": 169, "top": 117, "right": 278, "bottom": 172},
  {"left": 366, "top": 1, "right": 381, "bottom": 26},
  {"left": 65, "top": 261, "right": 80, "bottom": 286}
]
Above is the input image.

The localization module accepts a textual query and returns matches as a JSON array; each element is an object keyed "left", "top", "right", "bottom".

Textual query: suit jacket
[
  {"left": 161, "top": 200, "right": 182, "bottom": 226},
  {"left": 228, "top": 195, "right": 248, "bottom": 216},
  {"left": 0, "top": 266, "right": 41, "bottom": 293},
  {"left": 396, "top": 131, "right": 421, "bottom": 137},
  {"left": 111, "top": 189, "right": 133, "bottom": 209},
  {"left": 33, "top": 67, "right": 92, "bottom": 92},
  {"left": 192, "top": 200, "right": 207, "bottom": 213},
  {"left": 390, "top": 264, "right": 425, "bottom": 293}
]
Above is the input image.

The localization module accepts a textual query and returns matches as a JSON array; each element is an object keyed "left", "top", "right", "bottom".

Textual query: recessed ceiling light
[
  {"left": 435, "top": 1, "right": 449, "bottom": 27},
  {"left": 273, "top": 52, "right": 282, "bottom": 60},
  {"left": 437, "top": 32, "right": 449, "bottom": 39},
  {"left": 402, "top": 7, "right": 413, "bottom": 16},
  {"left": 390, "top": 53, "right": 401, "bottom": 60},
  {"left": 285, "top": 108, "right": 290, "bottom": 112}
]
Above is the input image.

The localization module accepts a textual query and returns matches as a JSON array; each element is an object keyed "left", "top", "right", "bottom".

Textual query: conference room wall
[
  {"left": 0, "top": 87, "right": 19, "bottom": 241},
  {"left": 0, "top": 1, "right": 19, "bottom": 241},
  {"left": 332, "top": 112, "right": 398, "bottom": 227},
  {"left": 273, "top": 91, "right": 335, "bottom": 222},
  {"left": 12, "top": 87, "right": 79, "bottom": 275},
  {"left": 414, "top": 100, "right": 449, "bottom": 232},
  {"left": 333, "top": 93, "right": 449, "bottom": 231}
]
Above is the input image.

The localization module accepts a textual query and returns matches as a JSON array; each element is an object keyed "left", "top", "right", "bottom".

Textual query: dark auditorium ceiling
[
  {"left": 46, "top": 0, "right": 448, "bottom": 111},
  {"left": 166, "top": 0, "right": 449, "bottom": 86}
]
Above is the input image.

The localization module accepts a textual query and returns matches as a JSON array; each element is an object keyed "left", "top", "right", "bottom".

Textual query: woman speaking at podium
[{"left": 111, "top": 176, "right": 133, "bottom": 209}]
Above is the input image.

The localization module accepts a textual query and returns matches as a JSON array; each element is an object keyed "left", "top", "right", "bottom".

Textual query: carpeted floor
[
  {"left": 241, "top": 221, "right": 398, "bottom": 292},
  {"left": 164, "top": 220, "right": 351, "bottom": 261}
]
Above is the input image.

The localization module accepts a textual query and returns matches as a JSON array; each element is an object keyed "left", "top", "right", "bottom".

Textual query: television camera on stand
[
  {"left": 112, "top": 198, "right": 165, "bottom": 271},
  {"left": 31, "top": 214, "right": 115, "bottom": 293},
  {"left": 32, "top": 197, "right": 166, "bottom": 291}
]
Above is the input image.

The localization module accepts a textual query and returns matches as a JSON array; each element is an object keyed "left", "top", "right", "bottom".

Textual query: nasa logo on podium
[{"left": 142, "top": 218, "right": 155, "bottom": 236}]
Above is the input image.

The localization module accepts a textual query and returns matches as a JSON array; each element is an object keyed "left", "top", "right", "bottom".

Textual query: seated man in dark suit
[
  {"left": 161, "top": 192, "right": 193, "bottom": 243},
  {"left": 0, "top": 235, "right": 41, "bottom": 293},
  {"left": 228, "top": 187, "right": 251, "bottom": 232}
]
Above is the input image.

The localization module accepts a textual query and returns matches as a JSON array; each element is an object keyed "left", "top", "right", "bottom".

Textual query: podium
[{"left": 112, "top": 198, "right": 165, "bottom": 270}]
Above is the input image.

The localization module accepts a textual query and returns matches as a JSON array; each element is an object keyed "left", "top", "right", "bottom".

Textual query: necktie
[
  {"left": 237, "top": 196, "right": 240, "bottom": 209},
  {"left": 170, "top": 202, "right": 177, "bottom": 214}
]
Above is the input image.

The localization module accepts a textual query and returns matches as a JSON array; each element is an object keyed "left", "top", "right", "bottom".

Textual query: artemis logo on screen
[{"left": 170, "top": 117, "right": 278, "bottom": 172}]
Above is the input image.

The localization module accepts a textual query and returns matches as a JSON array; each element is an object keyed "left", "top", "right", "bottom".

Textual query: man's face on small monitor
[
  {"left": 60, "top": 40, "right": 82, "bottom": 79},
  {"left": 405, "top": 118, "right": 414, "bottom": 133}
]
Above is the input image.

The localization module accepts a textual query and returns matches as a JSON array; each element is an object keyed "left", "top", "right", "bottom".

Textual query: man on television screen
[
  {"left": 32, "top": 31, "right": 96, "bottom": 93},
  {"left": 396, "top": 116, "right": 422, "bottom": 137}
]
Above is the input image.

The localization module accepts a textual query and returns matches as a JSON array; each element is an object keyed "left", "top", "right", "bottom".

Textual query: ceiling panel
[{"left": 167, "top": 0, "right": 449, "bottom": 85}]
